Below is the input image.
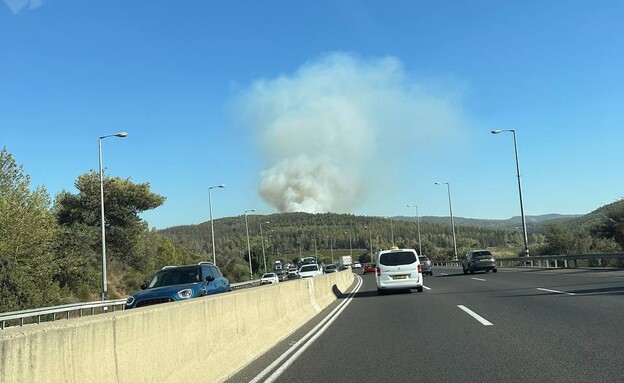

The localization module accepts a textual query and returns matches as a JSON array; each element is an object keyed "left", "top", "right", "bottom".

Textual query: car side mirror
[
  {"left": 140, "top": 283, "right": 147, "bottom": 290},
  {"left": 206, "top": 276, "right": 215, "bottom": 283}
]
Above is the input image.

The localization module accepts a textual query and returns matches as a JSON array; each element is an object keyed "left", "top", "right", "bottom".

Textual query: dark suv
[
  {"left": 125, "top": 262, "right": 230, "bottom": 309},
  {"left": 462, "top": 250, "right": 497, "bottom": 275},
  {"left": 419, "top": 256, "right": 433, "bottom": 276}
]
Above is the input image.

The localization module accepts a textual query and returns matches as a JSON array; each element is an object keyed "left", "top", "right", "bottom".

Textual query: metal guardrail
[
  {"left": 230, "top": 279, "right": 260, "bottom": 290},
  {"left": 0, "top": 299, "right": 127, "bottom": 330},
  {"left": 434, "top": 252, "right": 624, "bottom": 268}
]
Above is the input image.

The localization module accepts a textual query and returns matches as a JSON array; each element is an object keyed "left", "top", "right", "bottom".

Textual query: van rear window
[{"left": 379, "top": 251, "right": 417, "bottom": 266}]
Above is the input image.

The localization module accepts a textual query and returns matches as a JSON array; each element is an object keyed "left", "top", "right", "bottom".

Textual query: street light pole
[
  {"left": 344, "top": 231, "right": 352, "bottom": 258},
  {"left": 365, "top": 225, "right": 373, "bottom": 262},
  {"left": 244, "top": 209, "right": 256, "bottom": 280},
  {"left": 492, "top": 129, "right": 529, "bottom": 257},
  {"left": 407, "top": 204, "right": 422, "bottom": 256},
  {"left": 208, "top": 184, "right": 225, "bottom": 265},
  {"left": 327, "top": 235, "right": 334, "bottom": 263},
  {"left": 390, "top": 217, "right": 395, "bottom": 245},
  {"left": 260, "top": 221, "right": 270, "bottom": 273},
  {"left": 435, "top": 182, "right": 458, "bottom": 260},
  {"left": 98, "top": 131, "right": 127, "bottom": 301}
]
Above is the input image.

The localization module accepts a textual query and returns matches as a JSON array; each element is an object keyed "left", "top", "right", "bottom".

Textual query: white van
[{"left": 375, "top": 248, "right": 423, "bottom": 294}]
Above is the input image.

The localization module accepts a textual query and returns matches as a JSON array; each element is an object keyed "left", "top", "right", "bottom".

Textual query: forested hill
[
  {"left": 394, "top": 213, "right": 581, "bottom": 230},
  {"left": 158, "top": 212, "right": 525, "bottom": 264}
]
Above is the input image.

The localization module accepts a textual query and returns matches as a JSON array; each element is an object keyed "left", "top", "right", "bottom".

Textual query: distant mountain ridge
[{"left": 395, "top": 213, "right": 582, "bottom": 229}]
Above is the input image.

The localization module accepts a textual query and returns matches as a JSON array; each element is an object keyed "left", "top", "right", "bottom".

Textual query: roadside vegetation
[{"left": 2, "top": 146, "right": 623, "bottom": 312}]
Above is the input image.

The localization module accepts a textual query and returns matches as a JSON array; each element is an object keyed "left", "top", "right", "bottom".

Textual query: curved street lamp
[
  {"left": 99, "top": 131, "right": 128, "bottom": 300},
  {"left": 407, "top": 204, "right": 422, "bottom": 256},
  {"left": 492, "top": 129, "right": 529, "bottom": 257},
  {"left": 435, "top": 182, "right": 458, "bottom": 260},
  {"left": 208, "top": 184, "right": 225, "bottom": 265},
  {"left": 244, "top": 209, "right": 256, "bottom": 280}
]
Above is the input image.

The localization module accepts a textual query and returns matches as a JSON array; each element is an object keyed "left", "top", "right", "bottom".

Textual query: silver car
[{"left": 418, "top": 256, "right": 433, "bottom": 276}]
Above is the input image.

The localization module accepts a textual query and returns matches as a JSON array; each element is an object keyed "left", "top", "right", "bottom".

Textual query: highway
[{"left": 226, "top": 267, "right": 624, "bottom": 383}]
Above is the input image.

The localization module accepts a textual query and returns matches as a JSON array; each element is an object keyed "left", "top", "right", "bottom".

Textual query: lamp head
[{"left": 115, "top": 132, "right": 128, "bottom": 137}]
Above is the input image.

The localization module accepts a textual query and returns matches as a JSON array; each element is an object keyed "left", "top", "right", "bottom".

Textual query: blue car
[{"left": 125, "top": 262, "right": 230, "bottom": 309}]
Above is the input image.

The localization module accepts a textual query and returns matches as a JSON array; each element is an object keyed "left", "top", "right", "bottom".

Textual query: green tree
[
  {"left": 54, "top": 171, "right": 166, "bottom": 298},
  {"left": 593, "top": 202, "right": 624, "bottom": 249},
  {"left": 0, "top": 148, "right": 59, "bottom": 312}
]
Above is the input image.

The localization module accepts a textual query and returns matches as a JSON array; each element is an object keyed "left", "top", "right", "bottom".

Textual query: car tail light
[
  {"left": 418, "top": 264, "right": 422, "bottom": 273},
  {"left": 376, "top": 267, "right": 381, "bottom": 276}
]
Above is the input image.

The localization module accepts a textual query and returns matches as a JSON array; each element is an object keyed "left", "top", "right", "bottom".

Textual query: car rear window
[
  {"left": 300, "top": 265, "right": 318, "bottom": 272},
  {"left": 418, "top": 257, "right": 429, "bottom": 262},
  {"left": 379, "top": 251, "right": 417, "bottom": 266},
  {"left": 473, "top": 251, "right": 493, "bottom": 257}
]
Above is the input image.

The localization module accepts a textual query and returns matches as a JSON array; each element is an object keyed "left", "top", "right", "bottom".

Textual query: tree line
[{"left": 2, "top": 146, "right": 623, "bottom": 312}]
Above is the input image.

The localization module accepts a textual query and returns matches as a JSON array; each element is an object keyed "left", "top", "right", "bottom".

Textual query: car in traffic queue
[
  {"left": 362, "top": 263, "right": 376, "bottom": 274},
  {"left": 276, "top": 270, "right": 288, "bottom": 282},
  {"left": 462, "top": 250, "right": 497, "bottom": 274},
  {"left": 323, "top": 263, "right": 339, "bottom": 273},
  {"left": 260, "top": 272, "right": 280, "bottom": 285},
  {"left": 125, "top": 262, "right": 230, "bottom": 309},
  {"left": 419, "top": 255, "right": 433, "bottom": 276},
  {"left": 287, "top": 268, "right": 300, "bottom": 280},
  {"left": 375, "top": 247, "right": 423, "bottom": 294},
  {"left": 298, "top": 263, "right": 323, "bottom": 278}
]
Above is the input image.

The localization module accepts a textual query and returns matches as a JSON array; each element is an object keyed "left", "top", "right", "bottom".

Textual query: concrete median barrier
[{"left": 0, "top": 270, "right": 354, "bottom": 383}]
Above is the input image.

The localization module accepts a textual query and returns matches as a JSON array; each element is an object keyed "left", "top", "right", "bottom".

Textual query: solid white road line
[
  {"left": 457, "top": 305, "right": 494, "bottom": 326},
  {"left": 249, "top": 275, "right": 363, "bottom": 383},
  {"left": 537, "top": 287, "right": 576, "bottom": 296},
  {"left": 423, "top": 285, "right": 431, "bottom": 290},
  {"left": 471, "top": 277, "right": 487, "bottom": 282}
]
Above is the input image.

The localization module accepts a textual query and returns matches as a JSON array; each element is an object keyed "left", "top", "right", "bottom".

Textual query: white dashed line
[
  {"left": 537, "top": 288, "right": 576, "bottom": 296},
  {"left": 423, "top": 285, "right": 431, "bottom": 290},
  {"left": 457, "top": 305, "right": 494, "bottom": 326},
  {"left": 471, "top": 277, "right": 487, "bottom": 282}
]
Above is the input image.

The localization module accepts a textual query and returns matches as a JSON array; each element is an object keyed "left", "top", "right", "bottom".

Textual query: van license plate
[{"left": 393, "top": 275, "right": 407, "bottom": 280}]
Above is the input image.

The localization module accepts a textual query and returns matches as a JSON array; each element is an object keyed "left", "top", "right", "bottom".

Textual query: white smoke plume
[
  {"left": 237, "top": 52, "right": 460, "bottom": 213},
  {"left": 3, "top": 0, "right": 42, "bottom": 14}
]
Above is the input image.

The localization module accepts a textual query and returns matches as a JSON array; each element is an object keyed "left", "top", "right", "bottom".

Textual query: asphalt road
[{"left": 225, "top": 267, "right": 624, "bottom": 383}]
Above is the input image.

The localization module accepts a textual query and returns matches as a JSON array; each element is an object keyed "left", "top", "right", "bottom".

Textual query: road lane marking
[
  {"left": 471, "top": 277, "right": 487, "bottom": 281},
  {"left": 440, "top": 273, "right": 449, "bottom": 276},
  {"left": 537, "top": 288, "right": 576, "bottom": 296},
  {"left": 423, "top": 285, "right": 431, "bottom": 290},
  {"left": 457, "top": 305, "right": 494, "bottom": 326},
  {"left": 249, "top": 275, "right": 363, "bottom": 383}
]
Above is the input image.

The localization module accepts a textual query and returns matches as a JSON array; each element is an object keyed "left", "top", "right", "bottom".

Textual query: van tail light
[
  {"left": 376, "top": 267, "right": 381, "bottom": 276},
  {"left": 418, "top": 264, "right": 422, "bottom": 273}
]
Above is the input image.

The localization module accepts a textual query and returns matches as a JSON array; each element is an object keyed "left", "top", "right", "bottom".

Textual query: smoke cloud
[
  {"left": 237, "top": 52, "right": 460, "bottom": 213},
  {"left": 3, "top": 0, "right": 42, "bottom": 14}
]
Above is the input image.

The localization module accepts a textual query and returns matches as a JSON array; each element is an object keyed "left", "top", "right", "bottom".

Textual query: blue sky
[{"left": 2, "top": 0, "right": 623, "bottom": 229}]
